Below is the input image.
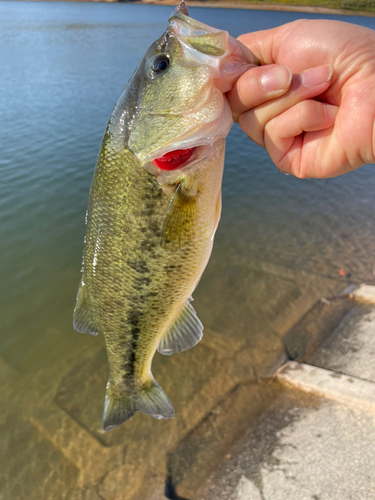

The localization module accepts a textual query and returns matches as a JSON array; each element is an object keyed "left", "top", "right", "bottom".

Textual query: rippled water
[
  {"left": 1, "top": 1, "right": 374, "bottom": 351},
  {"left": 1, "top": 2, "right": 375, "bottom": 499}
]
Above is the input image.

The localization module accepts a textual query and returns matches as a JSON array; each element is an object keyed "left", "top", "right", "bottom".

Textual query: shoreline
[
  {"left": 137, "top": 1, "right": 374, "bottom": 17},
  {"left": 14, "top": 0, "right": 375, "bottom": 17}
]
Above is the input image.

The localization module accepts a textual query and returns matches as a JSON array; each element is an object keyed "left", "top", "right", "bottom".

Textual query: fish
[{"left": 73, "top": 1, "right": 258, "bottom": 432}]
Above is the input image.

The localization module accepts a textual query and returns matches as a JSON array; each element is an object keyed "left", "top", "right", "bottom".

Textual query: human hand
[{"left": 228, "top": 20, "right": 375, "bottom": 178}]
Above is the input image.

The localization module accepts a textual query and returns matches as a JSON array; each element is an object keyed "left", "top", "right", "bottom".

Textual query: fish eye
[{"left": 151, "top": 54, "right": 170, "bottom": 75}]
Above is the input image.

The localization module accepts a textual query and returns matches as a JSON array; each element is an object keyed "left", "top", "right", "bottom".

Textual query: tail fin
[{"left": 102, "top": 380, "right": 175, "bottom": 432}]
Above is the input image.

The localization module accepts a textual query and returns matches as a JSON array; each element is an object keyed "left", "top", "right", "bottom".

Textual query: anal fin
[
  {"left": 73, "top": 280, "right": 99, "bottom": 336},
  {"left": 158, "top": 296, "right": 203, "bottom": 355}
]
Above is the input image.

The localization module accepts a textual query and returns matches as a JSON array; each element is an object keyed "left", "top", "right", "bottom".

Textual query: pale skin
[{"left": 227, "top": 20, "right": 375, "bottom": 179}]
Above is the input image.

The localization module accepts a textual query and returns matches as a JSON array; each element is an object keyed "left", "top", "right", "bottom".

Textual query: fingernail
[
  {"left": 260, "top": 66, "right": 292, "bottom": 92},
  {"left": 300, "top": 64, "right": 333, "bottom": 87},
  {"left": 324, "top": 104, "right": 338, "bottom": 121}
]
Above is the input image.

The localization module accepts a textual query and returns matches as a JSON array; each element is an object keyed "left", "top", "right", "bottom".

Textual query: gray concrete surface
[
  {"left": 312, "top": 303, "right": 375, "bottom": 383},
  {"left": 194, "top": 390, "right": 375, "bottom": 500},
  {"left": 193, "top": 286, "right": 375, "bottom": 500}
]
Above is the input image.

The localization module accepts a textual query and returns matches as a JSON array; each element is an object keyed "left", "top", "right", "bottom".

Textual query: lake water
[{"left": 1, "top": 2, "right": 375, "bottom": 499}]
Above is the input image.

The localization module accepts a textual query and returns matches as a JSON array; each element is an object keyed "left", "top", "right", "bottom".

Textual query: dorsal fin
[{"left": 175, "top": 0, "right": 189, "bottom": 16}]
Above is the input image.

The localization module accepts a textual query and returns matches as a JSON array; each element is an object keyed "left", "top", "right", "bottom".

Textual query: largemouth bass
[{"left": 73, "top": 2, "right": 258, "bottom": 431}]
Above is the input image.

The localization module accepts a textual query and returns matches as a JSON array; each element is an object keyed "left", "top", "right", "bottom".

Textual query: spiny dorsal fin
[
  {"left": 73, "top": 280, "right": 99, "bottom": 336},
  {"left": 176, "top": 0, "right": 189, "bottom": 16},
  {"left": 158, "top": 296, "right": 203, "bottom": 355},
  {"left": 162, "top": 183, "right": 197, "bottom": 249}
]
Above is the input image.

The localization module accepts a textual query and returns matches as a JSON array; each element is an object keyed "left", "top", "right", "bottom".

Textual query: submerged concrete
[{"left": 0, "top": 265, "right": 368, "bottom": 500}]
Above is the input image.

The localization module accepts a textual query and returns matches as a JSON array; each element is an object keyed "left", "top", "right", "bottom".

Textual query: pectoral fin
[
  {"left": 158, "top": 297, "right": 203, "bottom": 355},
  {"left": 73, "top": 280, "right": 99, "bottom": 336},
  {"left": 162, "top": 183, "right": 197, "bottom": 249}
]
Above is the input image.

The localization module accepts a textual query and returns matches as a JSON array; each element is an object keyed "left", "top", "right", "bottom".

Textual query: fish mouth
[{"left": 153, "top": 148, "right": 196, "bottom": 170}]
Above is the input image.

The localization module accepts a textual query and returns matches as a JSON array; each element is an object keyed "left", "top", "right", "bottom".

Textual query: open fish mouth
[{"left": 153, "top": 148, "right": 196, "bottom": 170}]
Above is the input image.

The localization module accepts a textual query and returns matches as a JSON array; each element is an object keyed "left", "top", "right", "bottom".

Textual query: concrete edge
[
  {"left": 350, "top": 284, "right": 375, "bottom": 304},
  {"left": 277, "top": 361, "right": 375, "bottom": 413}
]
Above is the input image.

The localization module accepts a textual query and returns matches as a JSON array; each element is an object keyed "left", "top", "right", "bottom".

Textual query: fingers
[
  {"left": 264, "top": 100, "right": 340, "bottom": 178},
  {"left": 239, "top": 64, "right": 333, "bottom": 146},
  {"left": 227, "top": 64, "right": 292, "bottom": 121}
]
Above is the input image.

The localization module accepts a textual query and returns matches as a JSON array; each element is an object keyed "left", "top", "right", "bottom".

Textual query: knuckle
[
  {"left": 300, "top": 100, "right": 316, "bottom": 120},
  {"left": 264, "top": 118, "right": 277, "bottom": 143},
  {"left": 239, "top": 112, "right": 264, "bottom": 146}
]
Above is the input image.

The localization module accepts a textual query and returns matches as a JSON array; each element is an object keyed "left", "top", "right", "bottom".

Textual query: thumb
[
  {"left": 227, "top": 64, "right": 292, "bottom": 121},
  {"left": 227, "top": 26, "right": 292, "bottom": 121},
  {"left": 238, "top": 27, "right": 281, "bottom": 66}
]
